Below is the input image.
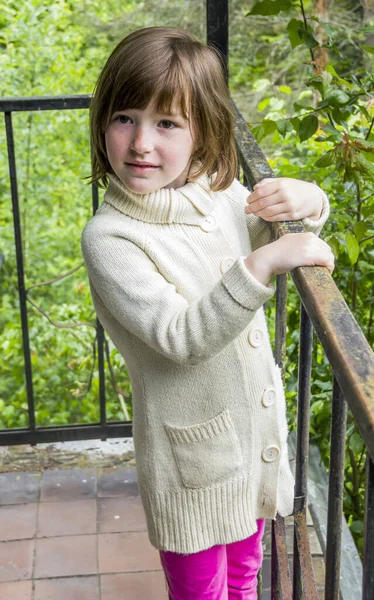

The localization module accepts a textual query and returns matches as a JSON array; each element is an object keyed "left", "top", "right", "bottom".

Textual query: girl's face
[{"left": 105, "top": 100, "right": 195, "bottom": 194}]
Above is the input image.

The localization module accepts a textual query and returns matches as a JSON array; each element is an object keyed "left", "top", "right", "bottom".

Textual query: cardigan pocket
[{"left": 165, "top": 408, "right": 243, "bottom": 489}]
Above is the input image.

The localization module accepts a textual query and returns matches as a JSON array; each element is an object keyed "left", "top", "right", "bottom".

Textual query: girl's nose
[{"left": 131, "top": 127, "right": 153, "bottom": 154}]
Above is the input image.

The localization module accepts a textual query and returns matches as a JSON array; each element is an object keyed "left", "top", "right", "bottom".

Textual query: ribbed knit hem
[
  {"left": 222, "top": 256, "right": 275, "bottom": 310},
  {"left": 165, "top": 408, "right": 233, "bottom": 444},
  {"left": 144, "top": 476, "right": 258, "bottom": 554}
]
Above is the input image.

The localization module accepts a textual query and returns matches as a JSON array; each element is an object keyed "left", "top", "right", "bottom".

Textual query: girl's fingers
[
  {"left": 246, "top": 191, "right": 284, "bottom": 216},
  {"left": 247, "top": 183, "right": 280, "bottom": 208},
  {"left": 253, "top": 177, "right": 277, "bottom": 190}
]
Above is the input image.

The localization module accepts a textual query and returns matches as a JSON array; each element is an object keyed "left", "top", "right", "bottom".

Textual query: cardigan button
[
  {"left": 262, "top": 445, "right": 280, "bottom": 463},
  {"left": 200, "top": 215, "right": 216, "bottom": 232},
  {"left": 262, "top": 387, "right": 276, "bottom": 407},
  {"left": 220, "top": 257, "right": 236, "bottom": 273},
  {"left": 248, "top": 327, "right": 264, "bottom": 347}
]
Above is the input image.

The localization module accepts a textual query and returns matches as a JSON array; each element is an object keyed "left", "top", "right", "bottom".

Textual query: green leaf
[
  {"left": 362, "top": 45, "right": 374, "bottom": 54},
  {"left": 306, "top": 75, "right": 324, "bottom": 95},
  {"left": 251, "top": 119, "right": 277, "bottom": 142},
  {"left": 287, "top": 18, "right": 303, "bottom": 49},
  {"left": 349, "top": 432, "right": 364, "bottom": 454},
  {"left": 322, "top": 123, "right": 343, "bottom": 138},
  {"left": 345, "top": 231, "right": 360, "bottom": 265},
  {"left": 290, "top": 117, "right": 300, "bottom": 132},
  {"left": 326, "top": 236, "right": 340, "bottom": 258},
  {"left": 362, "top": 205, "right": 374, "bottom": 219},
  {"left": 360, "top": 105, "right": 371, "bottom": 121},
  {"left": 298, "top": 27, "right": 319, "bottom": 49},
  {"left": 248, "top": 0, "right": 294, "bottom": 16},
  {"left": 299, "top": 114, "right": 319, "bottom": 142},
  {"left": 315, "top": 151, "right": 335, "bottom": 168},
  {"left": 325, "top": 64, "right": 353, "bottom": 89},
  {"left": 253, "top": 78, "right": 271, "bottom": 92},
  {"left": 278, "top": 85, "right": 291, "bottom": 95},
  {"left": 331, "top": 108, "right": 351, "bottom": 127},
  {"left": 355, "top": 153, "right": 374, "bottom": 179},
  {"left": 324, "top": 89, "right": 350, "bottom": 107},
  {"left": 276, "top": 119, "right": 293, "bottom": 138},
  {"left": 258, "top": 98, "right": 271, "bottom": 111},
  {"left": 354, "top": 221, "right": 367, "bottom": 241}
]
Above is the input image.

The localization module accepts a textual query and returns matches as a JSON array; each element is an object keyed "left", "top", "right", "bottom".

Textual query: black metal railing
[
  {"left": 2, "top": 89, "right": 374, "bottom": 600},
  {"left": 1, "top": 94, "right": 131, "bottom": 445},
  {"left": 235, "top": 106, "right": 374, "bottom": 600}
]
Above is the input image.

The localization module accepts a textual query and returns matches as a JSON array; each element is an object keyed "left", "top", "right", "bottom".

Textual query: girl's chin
[{"left": 121, "top": 177, "right": 160, "bottom": 195}]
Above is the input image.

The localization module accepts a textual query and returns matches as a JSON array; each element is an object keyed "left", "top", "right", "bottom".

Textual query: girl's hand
[
  {"left": 244, "top": 232, "right": 335, "bottom": 286},
  {"left": 245, "top": 177, "right": 324, "bottom": 222}
]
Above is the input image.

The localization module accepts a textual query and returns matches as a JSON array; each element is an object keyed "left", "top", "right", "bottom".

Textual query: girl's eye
[
  {"left": 114, "top": 114, "right": 132, "bottom": 124},
  {"left": 159, "top": 120, "right": 176, "bottom": 129}
]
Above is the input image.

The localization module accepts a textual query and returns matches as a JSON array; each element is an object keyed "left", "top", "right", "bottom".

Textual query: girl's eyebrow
[{"left": 157, "top": 110, "right": 187, "bottom": 120}]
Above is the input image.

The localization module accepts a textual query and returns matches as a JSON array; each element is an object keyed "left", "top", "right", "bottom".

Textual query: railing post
[
  {"left": 363, "top": 454, "right": 374, "bottom": 599},
  {"left": 206, "top": 0, "right": 229, "bottom": 80},
  {"left": 324, "top": 378, "right": 347, "bottom": 600},
  {"left": 271, "top": 273, "right": 292, "bottom": 600},
  {"left": 90, "top": 180, "right": 107, "bottom": 435},
  {"left": 4, "top": 112, "right": 36, "bottom": 433},
  {"left": 293, "top": 303, "right": 318, "bottom": 600}
]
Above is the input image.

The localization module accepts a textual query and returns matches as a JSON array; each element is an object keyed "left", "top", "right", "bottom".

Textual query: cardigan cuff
[
  {"left": 300, "top": 186, "right": 330, "bottom": 235},
  {"left": 222, "top": 256, "right": 275, "bottom": 310}
]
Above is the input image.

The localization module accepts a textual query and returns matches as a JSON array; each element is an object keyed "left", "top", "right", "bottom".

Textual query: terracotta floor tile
[
  {"left": 97, "top": 466, "right": 139, "bottom": 498},
  {"left": 34, "top": 575, "right": 100, "bottom": 600},
  {"left": 34, "top": 534, "right": 97, "bottom": 579},
  {"left": 0, "top": 539, "right": 34, "bottom": 582},
  {"left": 0, "top": 580, "right": 33, "bottom": 600},
  {"left": 40, "top": 468, "right": 97, "bottom": 502},
  {"left": 101, "top": 571, "right": 168, "bottom": 600},
  {"left": 98, "top": 532, "right": 160, "bottom": 574},
  {"left": 37, "top": 499, "right": 97, "bottom": 537},
  {"left": 0, "top": 472, "right": 40, "bottom": 505},
  {"left": 98, "top": 496, "right": 146, "bottom": 533},
  {"left": 0, "top": 504, "right": 38, "bottom": 541}
]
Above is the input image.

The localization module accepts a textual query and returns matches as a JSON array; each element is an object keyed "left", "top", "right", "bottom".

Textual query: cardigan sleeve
[
  {"left": 229, "top": 178, "right": 330, "bottom": 252},
  {"left": 81, "top": 218, "right": 275, "bottom": 366}
]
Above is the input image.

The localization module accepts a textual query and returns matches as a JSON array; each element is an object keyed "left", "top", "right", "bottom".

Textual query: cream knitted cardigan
[{"left": 81, "top": 173, "right": 329, "bottom": 554}]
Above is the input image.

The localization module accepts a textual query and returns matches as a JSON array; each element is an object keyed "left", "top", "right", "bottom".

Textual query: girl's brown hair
[{"left": 90, "top": 27, "right": 237, "bottom": 191}]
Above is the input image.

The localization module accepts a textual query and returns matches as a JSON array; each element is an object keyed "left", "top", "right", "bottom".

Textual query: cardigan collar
[{"left": 103, "top": 171, "right": 216, "bottom": 225}]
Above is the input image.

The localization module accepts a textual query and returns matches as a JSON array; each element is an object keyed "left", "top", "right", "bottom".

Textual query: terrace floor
[{"left": 0, "top": 464, "right": 326, "bottom": 599}]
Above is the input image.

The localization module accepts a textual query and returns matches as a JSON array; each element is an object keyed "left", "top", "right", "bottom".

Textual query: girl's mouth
[{"left": 126, "top": 162, "right": 159, "bottom": 172}]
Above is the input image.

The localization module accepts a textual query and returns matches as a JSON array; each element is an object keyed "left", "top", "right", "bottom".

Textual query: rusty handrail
[{"left": 234, "top": 104, "right": 374, "bottom": 463}]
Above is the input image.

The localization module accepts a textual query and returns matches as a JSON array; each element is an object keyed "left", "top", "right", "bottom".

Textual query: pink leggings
[{"left": 159, "top": 519, "right": 265, "bottom": 600}]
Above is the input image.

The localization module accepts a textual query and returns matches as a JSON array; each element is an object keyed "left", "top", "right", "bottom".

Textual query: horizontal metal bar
[
  {"left": 0, "top": 95, "right": 91, "bottom": 112},
  {"left": 0, "top": 422, "right": 132, "bottom": 446}
]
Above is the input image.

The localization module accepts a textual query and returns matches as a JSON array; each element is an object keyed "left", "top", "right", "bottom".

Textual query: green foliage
[{"left": 244, "top": 0, "right": 373, "bottom": 556}]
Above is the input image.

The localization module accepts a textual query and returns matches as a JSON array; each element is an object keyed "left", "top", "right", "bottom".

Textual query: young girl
[{"left": 81, "top": 27, "right": 334, "bottom": 600}]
